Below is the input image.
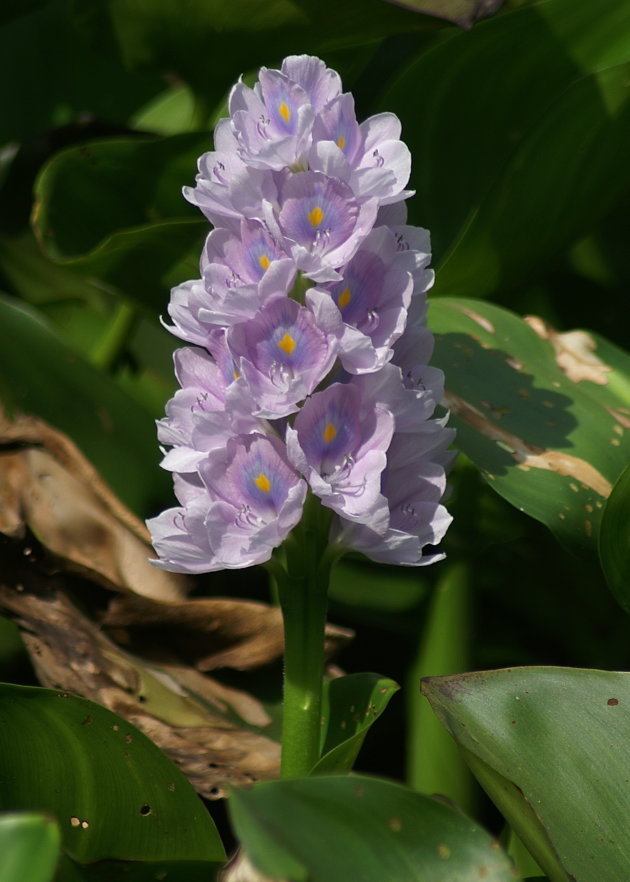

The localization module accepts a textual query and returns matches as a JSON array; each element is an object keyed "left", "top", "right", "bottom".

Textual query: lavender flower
[{"left": 149, "top": 54, "right": 454, "bottom": 573}]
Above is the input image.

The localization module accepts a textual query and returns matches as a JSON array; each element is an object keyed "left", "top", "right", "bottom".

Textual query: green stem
[{"left": 272, "top": 496, "right": 333, "bottom": 778}]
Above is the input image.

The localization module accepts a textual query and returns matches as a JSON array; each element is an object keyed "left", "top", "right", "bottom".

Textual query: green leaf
[
  {"left": 407, "top": 563, "right": 474, "bottom": 811},
  {"left": 313, "top": 673, "right": 399, "bottom": 774},
  {"left": 379, "top": 0, "right": 630, "bottom": 293},
  {"left": 32, "top": 134, "right": 209, "bottom": 308},
  {"left": 382, "top": 0, "right": 505, "bottom": 29},
  {"left": 422, "top": 666, "right": 630, "bottom": 882},
  {"left": 599, "top": 461, "right": 630, "bottom": 613},
  {"left": 0, "top": 0, "right": 161, "bottom": 144},
  {"left": 54, "top": 855, "right": 224, "bottom": 881},
  {"left": 0, "top": 812, "right": 61, "bottom": 882},
  {"left": 429, "top": 297, "right": 630, "bottom": 556},
  {"left": 0, "top": 294, "right": 168, "bottom": 512},
  {"left": 229, "top": 774, "right": 519, "bottom": 881},
  {"left": 0, "top": 683, "right": 225, "bottom": 864}
]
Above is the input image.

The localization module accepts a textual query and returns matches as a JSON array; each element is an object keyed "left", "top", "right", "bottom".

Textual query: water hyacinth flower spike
[{"left": 148, "top": 53, "right": 454, "bottom": 574}]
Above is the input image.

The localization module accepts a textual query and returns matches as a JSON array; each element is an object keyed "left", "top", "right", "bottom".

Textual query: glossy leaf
[
  {"left": 0, "top": 812, "right": 61, "bottom": 882},
  {"left": 314, "top": 673, "right": 399, "bottom": 774},
  {"left": 0, "top": 683, "right": 225, "bottom": 864},
  {"left": 0, "top": 294, "right": 167, "bottom": 512},
  {"left": 422, "top": 666, "right": 630, "bottom": 882},
  {"left": 599, "top": 462, "right": 630, "bottom": 614},
  {"left": 379, "top": 0, "right": 630, "bottom": 294},
  {"left": 229, "top": 774, "right": 519, "bottom": 882},
  {"left": 429, "top": 297, "right": 630, "bottom": 556}
]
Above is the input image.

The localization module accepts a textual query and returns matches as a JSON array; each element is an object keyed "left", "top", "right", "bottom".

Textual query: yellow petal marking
[
  {"left": 259, "top": 254, "right": 270, "bottom": 271},
  {"left": 308, "top": 206, "right": 324, "bottom": 228},
  {"left": 338, "top": 286, "right": 352, "bottom": 309},
  {"left": 279, "top": 101, "right": 291, "bottom": 123},
  {"left": 254, "top": 472, "right": 271, "bottom": 493},
  {"left": 336, "top": 135, "right": 346, "bottom": 150},
  {"left": 277, "top": 332, "right": 296, "bottom": 355},
  {"left": 323, "top": 422, "right": 337, "bottom": 444},
  {"left": 233, "top": 369, "right": 241, "bottom": 380}
]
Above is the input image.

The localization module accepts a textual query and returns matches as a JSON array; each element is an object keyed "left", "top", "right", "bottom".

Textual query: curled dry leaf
[
  {"left": 0, "top": 411, "right": 187, "bottom": 601},
  {"left": 0, "top": 412, "right": 351, "bottom": 797}
]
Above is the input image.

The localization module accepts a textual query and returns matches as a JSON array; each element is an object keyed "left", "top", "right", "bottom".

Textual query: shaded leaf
[
  {"left": 0, "top": 683, "right": 225, "bottom": 863},
  {"left": 379, "top": 0, "right": 630, "bottom": 294},
  {"left": 56, "top": 855, "right": 225, "bottom": 881},
  {"left": 73, "top": 0, "right": 431, "bottom": 116},
  {"left": 0, "top": 295, "right": 166, "bottom": 513},
  {"left": 0, "top": 0, "right": 161, "bottom": 143},
  {"left": 599, "top": 462, "right": 630, "bottom": 614},
  {"left": 0, "top": 812, "right": 61, "bottom": 882},
  {"left": 313, "top": 673, "right": 399, "bottom": 774},
  {"left": 422, "top": 666, "right": 630, "bottom": 882},
  {"left": 228, "top": 775, "right": 519, "bottom": 881},
  {"left": 382, "top": 0, "right": 505, "bottom": 29},
  {"left": 32, "top": 134, "right": 208, "bottom": 307},
  {"left": 429, "top": 298, "right": 630, "bottom": 555}
]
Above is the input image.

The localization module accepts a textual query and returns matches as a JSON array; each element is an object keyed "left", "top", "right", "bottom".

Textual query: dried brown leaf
[
  {"left": 0, "top": 412, "right": 186, "bottom": 601},
  {"left": 0, "top": 532, "right": 279, "bottom": 798},
  {"left": 0, "top": 412, "right": 352, "bottom": 797}
]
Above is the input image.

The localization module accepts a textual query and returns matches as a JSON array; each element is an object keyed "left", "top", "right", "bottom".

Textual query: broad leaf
[
  {"left": 599, "top": 462, "right": 630, "bottom": 614},
  {"left": 313, "top": 673, "right": 399, "bottom": 774},
  {"left": 229, "top": 774, "right": 519, "bottom": 881},
  {"left": 422, "top": 666, "right": 630, "bottom": 882},
  {"left": 429, "top": 297, "right": 630, "bottom": 556},
  {"left": 0, "top": 812, "right": 61, "bottom": 882},
  {"left": 0, "top": 683, "right": 225, "bottom": 864}
]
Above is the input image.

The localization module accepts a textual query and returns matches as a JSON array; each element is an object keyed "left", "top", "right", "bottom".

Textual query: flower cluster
[{"left": 148, "top": 55, "right": 454, "bottom": 573}]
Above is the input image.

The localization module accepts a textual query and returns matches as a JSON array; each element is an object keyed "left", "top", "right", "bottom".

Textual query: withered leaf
[
  {"left": 0, "top": 411, "right": 187, "bottom": 601},
  {"left": 0, "top": 412, "right": 352, "bottom": 798}
]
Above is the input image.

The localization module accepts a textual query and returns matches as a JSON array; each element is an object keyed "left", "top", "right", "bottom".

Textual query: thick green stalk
[{"left": 273, "top": 497, "right": 334, "bottom": 778}]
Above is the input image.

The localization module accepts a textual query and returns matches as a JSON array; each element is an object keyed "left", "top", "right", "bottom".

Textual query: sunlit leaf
[
  {"left": 229, "top": 774, "right": 519, "bottom": 881},
  {"left": 429, "top": 297, "right": 630, "bottom": 556},
  {"left": 0, "top": 812, "right": 61, "bottom": 882},
  {"left": 0, "top": 683, "right": 225, "bottom": 864},
  {"left": 423, "top": 666, "right": 630, "bottom": 882}
]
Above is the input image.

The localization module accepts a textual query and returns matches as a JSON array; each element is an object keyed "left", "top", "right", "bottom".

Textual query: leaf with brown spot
[{"left": 430, "top": 297, "right": 630, "bottom": 557}]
